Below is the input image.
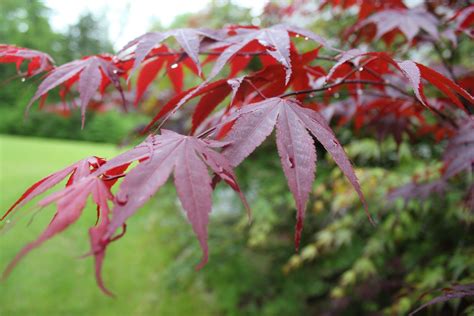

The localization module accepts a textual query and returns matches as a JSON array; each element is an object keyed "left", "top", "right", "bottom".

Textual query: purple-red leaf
[
  {"left": 104, "top": 130, "right": 247, "bottom": 269},
  {"left": 356, "top": 8, "right": 440, "bottom": 43},
  {"left": 275, "top": 104, "right": 317, "bottom": 249},
  {"left": 121, "top": 29, "right": 220, "bottom": 76},
  {"left": 222, "top": 97, "right": 369, "bottom": 247},
  {"left": 27, "top": 56, "right": 124, "bottom": 127},
  {"left": 1, "top": 157, "right": 103, "bottom": 221},
  {"left": 210, "top": 25, "right": 330, "bottom": 84},
  {"left": 2, "top": 177, "right": 112, "bottom": 282}
]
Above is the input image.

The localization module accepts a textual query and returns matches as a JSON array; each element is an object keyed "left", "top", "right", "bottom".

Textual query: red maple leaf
[
  {"left": 0, "top": 45, "right": 54, "bottom": 77},
  {"left": 219, "top": 97, "right": 370, "bottom": 249}
]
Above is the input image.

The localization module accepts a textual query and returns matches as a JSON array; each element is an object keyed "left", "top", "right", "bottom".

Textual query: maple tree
[{"left": 1, "top": 1, "right": 473, "bottom": 313}]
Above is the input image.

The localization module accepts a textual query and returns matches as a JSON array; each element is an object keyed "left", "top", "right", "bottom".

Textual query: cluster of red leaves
[
  {"left": 0, "top": 45, "right": 54, "bottom": 77},
  {"left": 1, "top": 2, "right": 473, "bottom": 298},
  {"left": 274, "top": 1, "right": 473, "bottom": 46}
]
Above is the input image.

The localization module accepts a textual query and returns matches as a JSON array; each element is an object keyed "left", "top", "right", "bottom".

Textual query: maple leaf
[
  {"left": 98, "top": 130, "right": 248, "bottom": 270},
  {"left": 2, "top": 177, "right": 114, "bottom": 292},
  {"left": 219, "top": 97, "right": 369, "bottom": 249},
  {"left": 0, "top": 157, "right": 108, "bottom": 277},
  {"left": 398, "top": 61, "right": 474, "bottom": 111},
  {"left": 326, "top": 51, "right": 474, "bottom": 112},
  {"left": 447, "top": 5, "right": 474, "bottom": 39},
  {"left": 442, "top": 116, "right": 474, "bottom": 179},
  {"left": 354, "top": 8, "right": 440, "bottom": 44},
  {"left": 0, "top": 45, "right": 54, "bottom": 77},
  {"left": 1, "top": 156, "right": 104, "bottom": 221},
  {"left": 1, "top": 156, "right": 133, "bottom": 296},
  {"left": 319, "top": 0, "right": 406, "bottom": 20},
  {"left": 208, "top": 24, "right": 331, "bottom": 84},
  {"left": 133, "top": 45, "right": 200, "bottom": 105},
  {"left": 27, "top": 55, "right": 125, "bottom": 127},
  {"left": 120, "top": 28, "right": 221, "bottom": 77},
  {"left": 409, "top": 283, "right": 474, "bottom": 315},
  {"left": 387, "top": 179, "right": 447, "bottom": 206}
]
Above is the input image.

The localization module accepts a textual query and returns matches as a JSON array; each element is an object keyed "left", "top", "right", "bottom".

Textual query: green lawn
[{"left": 0, "top": 135, "right": 215, "bottom": 316}]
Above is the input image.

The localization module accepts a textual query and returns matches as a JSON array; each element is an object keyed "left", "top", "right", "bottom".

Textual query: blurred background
[{"left": 1, "top": 0, "right": 473, "bottom": 315}]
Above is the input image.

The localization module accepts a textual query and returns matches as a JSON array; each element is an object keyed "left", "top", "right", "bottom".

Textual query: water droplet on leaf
[{"left": 288, "top": 156, "right": 295, "bottom": 168}]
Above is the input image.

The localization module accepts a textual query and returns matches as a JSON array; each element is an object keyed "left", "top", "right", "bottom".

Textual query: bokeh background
[{"left": 1, "top": 1, "right": 473, "bottom": 315}]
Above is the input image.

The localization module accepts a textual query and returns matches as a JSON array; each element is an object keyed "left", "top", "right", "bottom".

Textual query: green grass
[{"left": 0, "top": 135, "right": 215, "bottom": 316}]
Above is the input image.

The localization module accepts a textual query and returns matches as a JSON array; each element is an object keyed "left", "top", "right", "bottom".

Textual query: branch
[
  {"left": 279, "top": 79, "right": 390, "bottom": 98},
  {"left": 280, "top": 82, "right": 459, "bottom": 129}
]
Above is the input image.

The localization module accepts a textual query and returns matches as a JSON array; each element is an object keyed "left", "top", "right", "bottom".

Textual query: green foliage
[
  {"left": 60, "top": 12, "right": 114, "bottom": 61},
  {"left": 0, "top": 107, "right": 148, "bottom": 144}
]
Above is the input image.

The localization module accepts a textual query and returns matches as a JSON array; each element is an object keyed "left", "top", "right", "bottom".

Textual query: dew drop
[
  {"left": 304, "top": 36, "right": 309, "bottom": 41},
  {"left": 358, "top": 67, "right": 364, "bottom": 71},
  {"left": 295, "top": 34, "right": 300, "bottom": 38},
  {"left": 6, "top": 219, "right": 11, "bottom": 224},
  {"left": 328, "top": 88, "right": 332, "bottom": 92},
  {"left": 21, "top": 77, "right": 26, "bottom": 82},
  {"left": 288, "top": 156, "right": 295, "bottom": 168},
  {"left": 170, "top": 63, "right": 179, "bottom": 69},
  {"left": 113, "top": 69, "right": 118, "bottom": 74},
  {"left": 116, "top": 194, "right": 128, "bottom": 206}
]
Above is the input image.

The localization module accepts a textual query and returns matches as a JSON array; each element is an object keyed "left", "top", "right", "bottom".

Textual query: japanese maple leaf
[
  {"left": 1, "top": 156, "right": 104, "bottom": 221},
  {"left": 447, "top": 5, "right": 474, "bottom": 39},
  {"left": 387, "top": 179, "right": 447, "bottom": 206},
  {"left": 121, "top": 28, "right": 221, "bottom": 76},
  {"left": 133, "top": 45, "right": 200, "bottom": 105},
  {"left": 409, "top": 283, "right": 474, "bottom": 315},
  {"left": 325, "top": 51, "right": 474, "bottom": 112},
  {"left": 1, "top": 156, "right": 133, "bottom": 295},
  {"left": 201, "top": 41, "right": 260, "bottom": 78},
  {"left": 219, "top": 97, "right": 369, "bottom": 249},
  {"left": 208, "top": 24, "right": 331, "bottom": 84},
  {"left": 27, "top": 55, "right": 125, "bottom": 127},
  {"left": 354, "top": 8, "right": 440, "bottom": 43},
  {"left": 442, "top": 116, "right": 474, "bottom": 179},
  {"left": 319, "top": 0, "right": 406, "bottom": 20},
  {"left": 398, "top": 60, "right": 474, "bottom": 111},
  {"left": 102, "top": 130, "right": 248, "bottom": 269},
  {"left": 0, "top": 45, "right": 54, "bottom": 77},
  {"left": 0, "top": 157, "right": 108, "bottom": 275}
]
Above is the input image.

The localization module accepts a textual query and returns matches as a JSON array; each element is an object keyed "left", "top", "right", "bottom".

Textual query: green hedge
[{"left": 0, "top": 107, "right": 148, "bottom": 144}]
